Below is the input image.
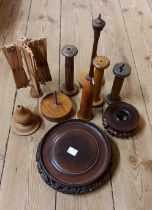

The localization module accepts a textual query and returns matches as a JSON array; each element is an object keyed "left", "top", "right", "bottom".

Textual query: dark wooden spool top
[
  {"left": 113, "top": 62, "right": 131, "bottom": 78},
  {"left": 38, "top": 119, "right": 111, "bottom": 187},
  {"left": 61, "top": 45, "right": 78, "bottom": 58}
]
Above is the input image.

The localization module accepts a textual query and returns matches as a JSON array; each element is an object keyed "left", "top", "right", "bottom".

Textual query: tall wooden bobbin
[
  {"left": 61, "top": 45, "right": 78, "bottom": 97},
  {"left": 78, "top": 14, "right": 105, "bottom": 87},
  {"left": 93, "top": 56, "right": 110, "bottom": 107},
  {"left": 106, "top": 62, "right": 131, "bottom": 105},
  {"left": 77, "top": 79, "right": 94, "bottom": 121}
]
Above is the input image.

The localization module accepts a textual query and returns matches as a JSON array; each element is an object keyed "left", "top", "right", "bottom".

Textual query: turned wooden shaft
[
  {"left": 89, "top": 31, "right": 100, "bottom": 78},
  {"left": 110, "top": 77, "right": 124, "bottom": 101},
  {"left": 88, "top": 14, "right": 105, "bottom": 78},
  {"left": 94, "top": 68, "right": 104, "bottom": 102},
  {"left": 65, "top": 57, "right": 74, "bottom": 91},
  {"left": 77, "top": 80, "right": 94, "bottom": 121}
]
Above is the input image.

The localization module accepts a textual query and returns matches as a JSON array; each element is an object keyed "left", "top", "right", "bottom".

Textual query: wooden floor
[{"left": 0, "top": 0, "right": 152, "bottom": 209}]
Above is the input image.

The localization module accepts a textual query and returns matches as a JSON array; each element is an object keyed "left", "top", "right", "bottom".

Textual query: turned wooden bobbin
[
  {"left": 93, "top": 56, "right": 110, "bottom": 107},
  {"left": 61, "top": 45, "right": 78, "bottom": 97},
  {"left": 11, "top": 105, "right": 41, "bottom": 136},
  {"left": 78, "top": 14, "right": 106, "bottom": 87},
  {"left": 77, "top": 79, "right": 94, "bottom": 121},
  {"left": 41, "top": 91, "right": 73, "bottom": 122},
  {"left": 106, "top": 62, "right": 131, "bottom": 105}
]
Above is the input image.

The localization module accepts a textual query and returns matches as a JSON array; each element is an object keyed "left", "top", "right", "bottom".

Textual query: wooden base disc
[
  {"left": 36, "top": 119, "right": 111, "bottom": 194},
  {"left": 40, "top": 92, "right": 73, "bottom": 122},
  {"left": 61, "top": 83, "right": 78, "bottom": 97},
  {"left": 78, "top": 69, "right": 105, "bottom": 87},
  {"left": 93, "top": 95, "right": 104, "bottom": 107},
  {"left": 11, "top": 114, "right": 41, "bottom": 136},
  {"left": 77, "top": 110, "right": 94, "bottom": 121},
  {"left": 105, "top": 94, "right": 121, "bottom": 105},
  {"left": 30, "top": 87, "right": 43, "bottom": 98}
]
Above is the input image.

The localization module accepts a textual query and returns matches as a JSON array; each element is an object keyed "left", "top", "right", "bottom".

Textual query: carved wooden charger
[{"left": 36, "top": 119, "right": 111, "bottom": 195}]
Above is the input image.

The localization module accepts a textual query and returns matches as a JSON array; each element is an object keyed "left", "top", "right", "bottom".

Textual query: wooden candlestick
[
  {"left": 11, "top": 105, "right": 41, "bottom": 136},
  {"left": 77, "top": 79, "right": 94, "bottom": 121},
  {"left": 93, "top": 56, "right": 110, "bottom": 107},
  {"left": 78, "top": 14, "right": 105, "bottom": 87},
  {"left": 61, "top": 45, "right": 78, "bottom": 97},
  {"left": 106, "top": 62, "right": 131, "bottom": 105},
  {"left": 40, "top": 91, "right": 73, "bottom": 122}
]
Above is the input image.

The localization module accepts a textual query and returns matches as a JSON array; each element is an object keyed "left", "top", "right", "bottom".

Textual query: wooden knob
[
  {"left": 77, "top": 80, "right": 94, "bottom": 121},
  {"left": 41, "top": 92, "right": 73, "bottom": 122},
  {"left": 11, "top": 105, "right": 41, "bottom": 136},
  {"left": 93, "top": 56, "right": 110, "bottom": 107},
  {"left": 106, "top": 62, "right": 131, "bottom": 105}
]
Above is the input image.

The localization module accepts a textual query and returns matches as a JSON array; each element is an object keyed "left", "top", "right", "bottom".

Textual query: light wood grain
[
  {"left": 0, "top": 0, "right": 61, "bottom": 209},
  {"left": 90, "top": 0, "right": 152, "bottom": 210},
  {"left": 0, "top": 0, "right": 32, "bottom": 180},
  {"left": 0, "top": 0, "right": 152, "bottom": 210}
]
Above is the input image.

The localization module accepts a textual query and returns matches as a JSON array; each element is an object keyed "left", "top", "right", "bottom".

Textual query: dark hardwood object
[
  {"left": 78, "top": 14, "right": 105, "bottom": 87},
  {"left": 40, "top": 92, "right": 73, "bottom": 122},
  {"left": 93, "top": 56, "right": 110, "bottom": 107},
  {"left": 103, "top": 102, "right": 139, "bottom": 138},
  {"left": 77, "top": 79, "right": 94, "bottom": 121},
  {"left": 106, "top": 62, "right": 131, "bottom": 105},
  {"left": 11, "top": 105, "right": 41, "bottom": 136},
  {"left": 61, "top": 45, "right": 78, "bottom": 97},
  {"left": 36, "top": 119, "right": 111, "bottom": 195}
]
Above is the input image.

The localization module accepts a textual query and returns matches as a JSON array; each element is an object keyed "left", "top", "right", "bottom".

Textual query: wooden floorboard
[{"left": 0, "top": 0, "right": 152, "bottom": 209}]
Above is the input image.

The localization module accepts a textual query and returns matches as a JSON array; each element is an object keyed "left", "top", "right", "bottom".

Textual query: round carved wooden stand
[
  {"left": 36, "top": 119, "right": 111, "bottom": 195},
  {"left": 103, "top": 102, "right": 139, "bottom": 138}
]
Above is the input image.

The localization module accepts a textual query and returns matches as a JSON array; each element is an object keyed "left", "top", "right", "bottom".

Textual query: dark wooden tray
[{"left": 36, "top": 119, "right": 111, "bottom": 195}]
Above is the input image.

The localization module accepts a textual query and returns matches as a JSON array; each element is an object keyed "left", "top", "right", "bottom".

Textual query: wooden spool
[
  {"left": 36, "top": 119, "right": 111, "bottom": 195},
  {"left": 11, "top": 105, "right": 41, "bottom": 136},
  {"left": 40, "top": 92, "right": 73, "bottom": 122},
  {"left": 93, "top": 56, "right": 110, "bottom": 107}
]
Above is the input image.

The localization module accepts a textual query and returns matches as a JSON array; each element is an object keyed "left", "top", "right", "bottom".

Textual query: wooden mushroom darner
[{"left": 2, "top": 32, "right": 52, "bottom": 98}]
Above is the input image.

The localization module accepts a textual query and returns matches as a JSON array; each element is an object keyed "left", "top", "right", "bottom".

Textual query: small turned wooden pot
[
  {"left": 11, "top": 105, "right": 41, "bottom": 136},
  {"left": 103, "top": 102, "right": 139, "bottom": 138},
  {"left": 36, "top": 119, "right": 111, "bottom": 195},
  {"left": 77, "top": 80, "right": 94, "bottom": 121},
  {"left": 93, "top": 56, "right": 110, "bottom": 107},
  {"left": 40, "top": 92, "right": 73, "bottom": 122}
]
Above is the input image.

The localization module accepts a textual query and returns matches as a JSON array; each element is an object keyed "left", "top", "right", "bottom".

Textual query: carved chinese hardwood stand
[
  {"left": 36, "top": 119, "right": 111, "bottom": 194},
  {"left": 103, "top": 102, "right": 139, "bottom": 138}
]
